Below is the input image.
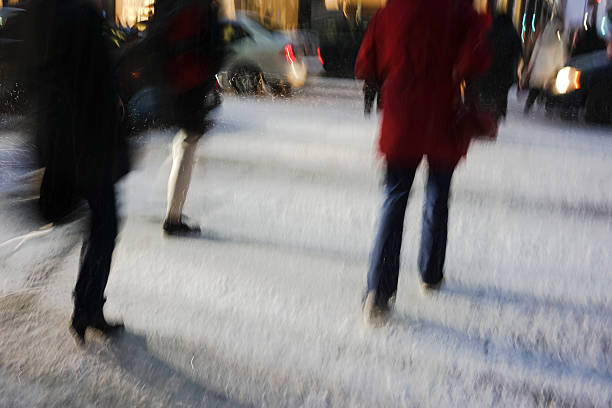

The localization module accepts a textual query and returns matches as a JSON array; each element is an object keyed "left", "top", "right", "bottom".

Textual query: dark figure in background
[
  {"left": 470, "top": 13, "right": 522, "bottom": 122},
  {"left": 355, "top": 0, "right": 490, "bottom": 327},
  {"left": 30, "top": 0, "right": 129, "bottom": 343},
  {"left": 571, "top": 25, "right": 608, "bottom": 57}
]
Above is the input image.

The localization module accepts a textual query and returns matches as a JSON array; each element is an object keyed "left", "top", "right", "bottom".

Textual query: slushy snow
[{"left": 1, "top": 79, "right": 611, "bottom": 407}]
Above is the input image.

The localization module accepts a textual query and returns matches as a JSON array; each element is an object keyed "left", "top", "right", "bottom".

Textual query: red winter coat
[{"left": 355, "top": 0, "right": 491, "bottom": 165}]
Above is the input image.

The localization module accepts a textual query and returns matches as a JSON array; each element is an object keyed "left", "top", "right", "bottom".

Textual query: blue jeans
[{"left": 367, "top": 159, "right": 456, "bottom": 303}]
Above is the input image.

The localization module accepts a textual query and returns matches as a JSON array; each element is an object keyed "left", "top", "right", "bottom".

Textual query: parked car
[
  {"left": 0, "top": 7, "right": 27, "bottom": 111},
  {"left": 0, "top": 6, "right": 132, "bottom": 113},
  {"left": 310, "top": 12, "right": 366, "bottom": 78},
  {"left": 284, "top": 28, "right": 325, "bottom": 79},
  {"left": 216, "top": 13, "right": 321, "bottom": 95},
  {"left": 548, "top": 49, "right": 612, "bottom": 124}
]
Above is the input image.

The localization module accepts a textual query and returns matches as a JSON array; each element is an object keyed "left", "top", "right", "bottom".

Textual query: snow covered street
[{"left": 1, "top": 79, "right": 612, "bottom": 407}]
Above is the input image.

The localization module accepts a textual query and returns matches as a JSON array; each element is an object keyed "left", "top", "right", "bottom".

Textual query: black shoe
[
  {"left": 89, "top": 310, "right": 124, "bottom": 335},
  {"left": 163, "top": 217, "right": 201, "bottom": 236},
  {"left": 70, "top": 309, "right": 124, "bottom": 345},
  {"left": 70, "top": 313, "right": 87, "bottom": 345}
]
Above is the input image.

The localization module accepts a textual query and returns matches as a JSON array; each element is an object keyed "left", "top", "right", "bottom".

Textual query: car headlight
[{"left": 555, "top": 67, "right": 581, "bottom": 94}]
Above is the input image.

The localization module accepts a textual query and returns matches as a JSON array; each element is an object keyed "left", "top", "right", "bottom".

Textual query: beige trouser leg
[{"left": 165, "top": 129, "right": 200, "bottom": 223}]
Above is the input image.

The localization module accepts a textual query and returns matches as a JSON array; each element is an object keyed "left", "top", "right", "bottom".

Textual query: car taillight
[
  {"left": 573, "top": 70, "right": 581, "bottom": 90},
  {"left": 284, "top": 44, "right": 297, "bottom": 64},
  {"left": 317, "top": 47, "right": 324, "bottom": 66}
]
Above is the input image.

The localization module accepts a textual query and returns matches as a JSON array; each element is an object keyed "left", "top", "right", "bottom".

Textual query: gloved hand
[{"left": 363, "top": 82, "right": 378, "bottom": 116}]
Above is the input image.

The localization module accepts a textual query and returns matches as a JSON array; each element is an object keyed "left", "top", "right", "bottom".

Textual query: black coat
[
  {"left": 32, "top": 0, "right": 128, "bottom": 220},
  {"left": 471, "top": 14, "right": 523, "bottom": 119}
]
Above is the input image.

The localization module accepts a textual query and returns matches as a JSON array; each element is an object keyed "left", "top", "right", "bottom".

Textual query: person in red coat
[{"left": 356, "top": 0, "right": 491, "bottom": 327}]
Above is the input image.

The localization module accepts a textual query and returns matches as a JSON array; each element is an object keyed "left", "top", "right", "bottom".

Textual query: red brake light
[
  {"left": 284, "top": 44, "right": 297, "bottom": 64},
  {"left": 574, "top": 70, "right": 581, "bottom": 90},
  {"left": 317, "top": 47, "right": 324, "bottom": 66}
]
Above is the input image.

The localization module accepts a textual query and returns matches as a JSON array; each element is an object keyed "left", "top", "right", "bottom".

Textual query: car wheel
[
  {"left": 559, "top": 106, "right": 580, "bottom": 121},
  {"left": 585, "top": 82, "right": 612, "bottom": 125},
  {"left": 230, "top": 66, "right": 261, "bottom": 95},
  {"left": 268, "top": 82, "right": 292, "bottom": 97}
]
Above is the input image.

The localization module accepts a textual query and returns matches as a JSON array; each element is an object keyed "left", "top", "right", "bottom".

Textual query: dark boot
[
  {"left": 70, "top": 309, "right": 88, "bottom": 345},
  {"left": 69, "top": 302, "right": 123, "bottom": 345},
  {"left": 88, "top": 308, "right": 124, "bottom": 334}
]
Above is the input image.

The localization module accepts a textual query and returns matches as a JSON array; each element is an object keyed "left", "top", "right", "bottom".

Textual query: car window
[
  {"left": 242, "top": 17, "right": 276, "bottom": 35},
  {"left": 222, "top": 23, "right": 251, "bottom": 45}
]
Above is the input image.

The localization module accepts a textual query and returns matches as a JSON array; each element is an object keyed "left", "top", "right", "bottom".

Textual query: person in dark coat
[
  {"left": 470, "top": 13, "right": 523, "bottom": 121},
  {"left": 355, "top": 0, "right": 491, "bottom": 327},
  {"left": 31, "top": 0, "right": 129, "bottom": 343}
]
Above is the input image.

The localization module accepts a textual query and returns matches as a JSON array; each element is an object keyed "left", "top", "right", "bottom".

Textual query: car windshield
[
  {"left": 236, "top": 13, "right": 279, "bottom": 37},
  {"left": 247, "top": 18, "right": 276, "bottom": 34}
]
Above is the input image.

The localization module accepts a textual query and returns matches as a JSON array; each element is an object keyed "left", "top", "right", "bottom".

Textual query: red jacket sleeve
[{"left": 354, "top": 11, "right": 379, "bottom": 84}]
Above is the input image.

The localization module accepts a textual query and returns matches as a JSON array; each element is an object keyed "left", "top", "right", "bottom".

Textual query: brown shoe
[
  {"left": 363, "top": 291, "right": 390, "bottom": 328},
  {"left": 420, "top": 277, "right": 445, "bottom": 293}
]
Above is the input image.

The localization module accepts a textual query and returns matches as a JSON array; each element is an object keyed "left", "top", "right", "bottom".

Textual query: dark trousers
[
  {"left": 367, "top": 159, "right": 456, "bottom": 303},
  {"left": 524, "top": 88, "right": 541, "bottom": 113},
  {"left": 73, "top": 181, "right": 118, "bottom": 316}
]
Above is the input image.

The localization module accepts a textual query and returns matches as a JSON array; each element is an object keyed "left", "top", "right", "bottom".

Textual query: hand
[{"left": 363, "top": 83, "right": 378, "bottom": 116}]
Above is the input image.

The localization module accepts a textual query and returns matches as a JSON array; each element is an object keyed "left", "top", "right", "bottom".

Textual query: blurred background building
[
  {"left": 100, "top": 0, "right": 609, "bottom": 30},
  {"left": 0, "top": 0, "right": 608, "bottom": 36},
  {"left": 102, "top": 0, "right": 609, "bottom": 53},
  {"left": 0, "top": 0, "right": 609, "bottom": 77},
  {"left": 113, "top": 0, "right": 153, "bottom": 27}
]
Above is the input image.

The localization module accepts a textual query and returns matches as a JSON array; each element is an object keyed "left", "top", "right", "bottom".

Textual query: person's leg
[
  {"left": 72, "top": 181, "right": 119, "bottom": 341},
  {"left": 524, "top": 88, "right": 540, "bottom": 114},
  {"left": 367, "top": 160, "right": 420, "bottom": 305},
  {"left": 418, "top": 161, "right": 456, "bottom": 286},
  {"left": 164, "top": 129, "right": 200, "bottom": 231}
]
